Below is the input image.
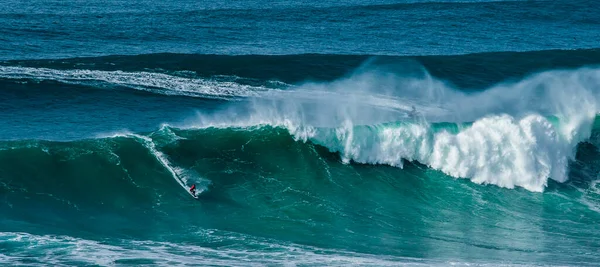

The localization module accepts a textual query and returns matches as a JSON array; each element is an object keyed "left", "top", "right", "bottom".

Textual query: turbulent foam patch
[
  {"left": 0, "top": 66, "right": 278, "bottom": 99},
  {"left": 0, "top": 232, "right": 427, "bottom": 267},
  {"left": 300, "top": 114, "right": 573, "bottom": 192}
]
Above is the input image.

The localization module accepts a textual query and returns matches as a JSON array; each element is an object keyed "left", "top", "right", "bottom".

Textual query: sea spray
[{"left": 189, "top": 65, "right": 600, "bottom": 192}]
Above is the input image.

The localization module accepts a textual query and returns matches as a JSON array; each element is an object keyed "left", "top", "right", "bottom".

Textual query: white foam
[{"left": 0, "top": 66, "right": 277, "bottom": 99}]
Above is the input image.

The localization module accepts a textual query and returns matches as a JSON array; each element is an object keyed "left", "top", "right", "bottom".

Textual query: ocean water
[{"left": 2, "top": 0, "right": 600, "bottom": 266}]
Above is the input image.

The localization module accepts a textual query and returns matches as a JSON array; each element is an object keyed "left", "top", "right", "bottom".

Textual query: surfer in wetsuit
[{"left": 189, "top": 184, "right": 196, "bottom": 197}]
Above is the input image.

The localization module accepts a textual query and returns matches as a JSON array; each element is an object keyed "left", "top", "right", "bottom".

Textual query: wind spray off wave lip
[{"left": 187, "top": 63, "right": 600, "bottom": 192}]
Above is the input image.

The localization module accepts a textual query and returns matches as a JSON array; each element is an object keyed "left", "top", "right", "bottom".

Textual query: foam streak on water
[
  {"left": 0, "top": 66, "right": 274, "bottom": 99},
  {"left": 0, "top": 232, "right": 438, "bottom": 267}
]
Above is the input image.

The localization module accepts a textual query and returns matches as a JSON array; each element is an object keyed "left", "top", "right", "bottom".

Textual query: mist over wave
[{"left": 189, "top": 61, "right": 600, "bottom": 192}]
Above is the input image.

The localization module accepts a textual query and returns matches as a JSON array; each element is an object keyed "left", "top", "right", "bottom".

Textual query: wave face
[
  {"left": 3, "top": 49, "right": 600, "bottom": 265},
  {"left": 2, "top": 125, "right": 600, "bottom": 265}
]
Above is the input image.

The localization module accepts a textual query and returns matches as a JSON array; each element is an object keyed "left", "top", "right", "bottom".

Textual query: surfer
[{"left": 189, "top": 184, "right": 196, "bottom": 197}]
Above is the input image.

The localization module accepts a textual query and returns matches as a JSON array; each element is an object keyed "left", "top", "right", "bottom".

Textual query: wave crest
[{"left": 187, "top": 64, "right": 600, "bottom": 192}]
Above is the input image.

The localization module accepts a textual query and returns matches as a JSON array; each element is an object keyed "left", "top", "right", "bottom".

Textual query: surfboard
[
  {"left": 186, "top": 185, "right": 200, "bottom": 199},
  {"left": 178, "top": 180, "right": 199, "bottom": 199}
]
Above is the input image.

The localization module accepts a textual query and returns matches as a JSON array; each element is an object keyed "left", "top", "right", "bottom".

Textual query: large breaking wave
[{"left": 2, "top": 52, "right": 600, "bottom": 193}]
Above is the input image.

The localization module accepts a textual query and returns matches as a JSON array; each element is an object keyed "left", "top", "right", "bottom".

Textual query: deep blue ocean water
[{"left": 2, "top": 0, "right": 600, "bottom": 266}]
